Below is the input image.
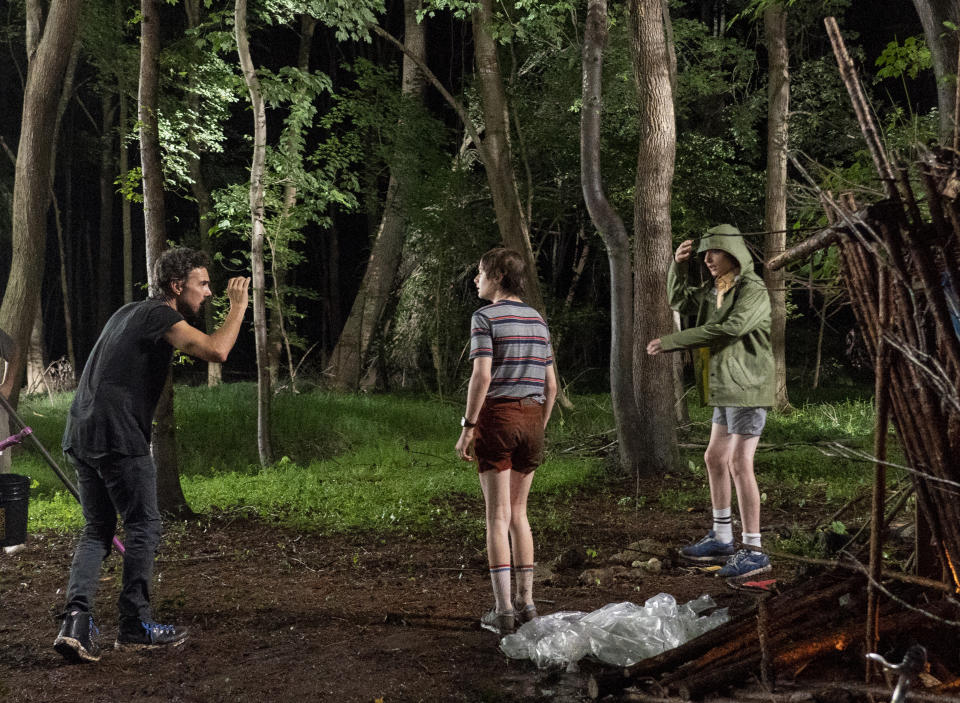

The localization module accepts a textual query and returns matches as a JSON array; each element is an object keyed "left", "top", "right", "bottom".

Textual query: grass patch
[
  {"left": 14, "top": 383, "right": 885, "bottom": 542},
  {"left": 18, "top": 385, "right": 607, "bottom": 535}
]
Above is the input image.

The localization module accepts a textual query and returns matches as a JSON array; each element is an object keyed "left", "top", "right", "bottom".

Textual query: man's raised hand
[{"left": 226, "top": 277, "right": 251, "bottom": 310}]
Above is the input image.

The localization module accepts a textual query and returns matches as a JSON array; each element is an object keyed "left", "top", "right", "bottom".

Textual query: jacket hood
[{"left": 696, "top": 224, "right": 755, "bottom": 276}]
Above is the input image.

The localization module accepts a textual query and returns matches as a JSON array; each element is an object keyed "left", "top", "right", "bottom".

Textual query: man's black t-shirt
[{"left": 63, "top": 300, "right": 184, "bottom": 458}]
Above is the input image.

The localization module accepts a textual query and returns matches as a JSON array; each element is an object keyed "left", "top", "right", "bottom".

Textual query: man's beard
[{"left": 179, "top": 301, "right": 205, "bottom": 326}]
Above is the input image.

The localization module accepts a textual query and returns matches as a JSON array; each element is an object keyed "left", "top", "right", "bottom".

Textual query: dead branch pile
[{"left": 590, "top": 573, "right": 958, "bottom": 700}]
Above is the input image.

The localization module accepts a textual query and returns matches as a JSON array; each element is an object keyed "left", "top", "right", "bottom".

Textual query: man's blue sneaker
[
  {"left": 114, "top": 620, "right": 188, "bottom": 651},
  {"left": 679, "top": 530, "right": 735, "bottom": 563},
  {"left": 717, "top": 549, "right": 772, "bottom": 580}
]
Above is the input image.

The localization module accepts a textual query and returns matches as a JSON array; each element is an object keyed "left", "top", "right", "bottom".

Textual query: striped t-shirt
[{"left": 469, "top": 301, "right": 554, "bottom": 401}]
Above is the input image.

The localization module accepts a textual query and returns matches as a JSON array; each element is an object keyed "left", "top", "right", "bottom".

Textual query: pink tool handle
[{"left": 0, "top": 427, "right": 32, "bottom": 452}]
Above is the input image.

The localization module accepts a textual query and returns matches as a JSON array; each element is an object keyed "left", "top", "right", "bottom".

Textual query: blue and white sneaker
[
  {"left": 114, "top": 620, "right": 188, "bottom": 651},
  {"left": 717, "top": 549, "right": 772, "bottom": 580},
  {"left": 679, "top": 530, "right": 735, "bottom": 563}
]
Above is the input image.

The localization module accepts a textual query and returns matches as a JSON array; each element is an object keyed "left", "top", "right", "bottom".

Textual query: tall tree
[
  {"left": 184, "top": 0, "right": 222, "bottom": 387},
  {"left": 140, "top": 0, "right": 190, "bottom": 515},
  {"left": 763, "top": 2, "right": 791, "bottom": 411},
  {"left": 471, "top": 0, "right": 545, "bottom": 316},
  {"left": 0, "top": 0, "right": 82, "bottom": 411},
  {"left": 630, "top": 0, "right": 679, "bottom": 474},
  {"left": 911, "top": 0, "right": 960, "bottom": 145},
  {"left": 328, "top": 0, "right": 426, "bottom": 390},
  {"left": 236, "top": 0, "right": 272, "bottom": 466},
  {"left": 581, "top": 0, "right": 645, "bottom": 474}
]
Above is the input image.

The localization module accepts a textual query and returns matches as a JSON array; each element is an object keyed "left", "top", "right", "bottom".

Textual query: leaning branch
[{"left": 369, "top": 23, "right": 489, "bottom": 166}]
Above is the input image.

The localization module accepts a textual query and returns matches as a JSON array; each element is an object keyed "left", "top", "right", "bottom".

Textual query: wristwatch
[{"left": 461, "top": 416, "right": 476, "bottom": 428}]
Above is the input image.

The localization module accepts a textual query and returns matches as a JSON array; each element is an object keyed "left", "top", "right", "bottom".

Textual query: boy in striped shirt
[{"left": 455, "top": 248, "right": 557, "bottom": 637}]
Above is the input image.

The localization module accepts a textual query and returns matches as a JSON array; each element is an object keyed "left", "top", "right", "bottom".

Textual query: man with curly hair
[{"left": 54, "top": 247, "right": 249, "bottom": 663}]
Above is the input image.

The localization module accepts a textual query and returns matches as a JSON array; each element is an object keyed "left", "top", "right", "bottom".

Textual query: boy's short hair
[
  {"left": 480, "top": 247, "right": 526, "bottom": 298},
  {"left": 151, "top": 247, "right": 212, "bottom": 298}
]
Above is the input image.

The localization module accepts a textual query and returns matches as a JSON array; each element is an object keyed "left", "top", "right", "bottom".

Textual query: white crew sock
[
  {"left": 712, "top": 507, "right": 733, "bottom": 544},
  {"left": 743, "top": 532, "right": 762, "bottom": 554}
]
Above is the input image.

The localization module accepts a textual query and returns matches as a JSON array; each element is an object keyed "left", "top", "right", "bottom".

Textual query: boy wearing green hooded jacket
[{"left": 647, "top": 224, "right": 775, "bottom": 580}]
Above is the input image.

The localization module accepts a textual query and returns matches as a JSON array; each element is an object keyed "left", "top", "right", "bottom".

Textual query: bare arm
[
  {"left": 455, "top": 356, "right": 492, "bottom": 462},
  {"left": 542, "top": 363, "right": 557, "bottom": 428},
  {"left": 164, "top": 277, "right": 250, "bottom": 363}
]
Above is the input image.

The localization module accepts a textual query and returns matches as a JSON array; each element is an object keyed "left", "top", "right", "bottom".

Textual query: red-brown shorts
[{"left": 474, "top": 396, "right": 545, "bottom": 474}]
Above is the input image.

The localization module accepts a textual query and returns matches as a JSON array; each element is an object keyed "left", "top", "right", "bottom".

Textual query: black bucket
[{"left": 0, "top": 473, "right": 29, "bottom": 547}]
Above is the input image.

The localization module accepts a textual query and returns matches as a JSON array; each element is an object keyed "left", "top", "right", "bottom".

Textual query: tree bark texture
[
  {"left": 629, "top": 0, "right": 679, "bottom": 474},
  {"left": 184, "top": 0, "right": 222, "bottom": 387},
  {"left": 98, "top": 94, "right": 117, "bottom": 328},
  {"left": 911, "top": 0, "right": 960, "bottom": 145},
  {"left": 328, "top": 0, "right": 426, "bottom": 390},
  {"left": 120, "top": 89, "right": 133, "bottom": 304},
  {"left": 140, "top": 0, "right": 190, "bottom": 515},
  {"left": 0, "top": 0, "right": 82, "bottom": 407},
  {"left": 580, "top": 0, "right": 645, "bottom": 474},
  {"left": 139, "top": 0, "right": 166, "bottom": 293},
  {"left": 763, "top": 3, "right": 791, "bottom": 411},
  {"left": 236, "top": 0, "right": 273, "bottom": 466}
]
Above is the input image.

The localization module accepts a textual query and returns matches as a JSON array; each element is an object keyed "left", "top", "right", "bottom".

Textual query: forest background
[{"left": 0, "top": 0, "right": 951, "bottom": 488}]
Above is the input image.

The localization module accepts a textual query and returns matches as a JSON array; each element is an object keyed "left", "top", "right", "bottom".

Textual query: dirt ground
[{"left": 1, "top": 483, "right": 812, "bottom": 703}]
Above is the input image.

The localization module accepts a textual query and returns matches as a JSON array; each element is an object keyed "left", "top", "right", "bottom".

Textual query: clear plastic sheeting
[{"left": 500, "top": 594, "right": 729, "bottom": 669}]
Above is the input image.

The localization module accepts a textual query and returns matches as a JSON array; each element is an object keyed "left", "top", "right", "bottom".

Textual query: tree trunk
[
  {"left": 471, "top": 0, "right": 544, "bottom": 316},
  {"left": 98, "top": 93, "right": 117, "bottom": 328},
  {"left": 184, "top": 0, "right": 222, "bottom": 387},
  {"left": 26, "top": 307, "right": 46, "bottom": 396},
  {"left": 328, "top": 0, "right": 425, "bottom": 391},
  {"left": 911, "top": 0, "right": 960, "bottom": 145},
  {"left": 580, "top": 0, "right": 645, "bottom": 475},
  {"left": 120, "top": 89, "right": 133, "bottom": 304},
  {"left": 140, "top": 0, "right": 165, "bottom": 285},
  {"left": 763, "top": 3, "right": 791, "bottom": 412},
  {"left": 140, "top": 0, "right": 190, "bottom": 516},
  {"left": 236, "top": 0, "right": 272, "bottom": 466},
  {"left": 0, "top": 0, "right": 82, "bottom": 408},
  {"left": 53, "top": 189, "right": 76, "bottom": 379},
  {"left": 629, "top": 0, "right": 679, "bottom": 475}
]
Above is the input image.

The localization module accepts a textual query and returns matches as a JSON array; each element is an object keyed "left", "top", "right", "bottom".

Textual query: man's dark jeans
[{"left": 63, "top": 451, "right": 161, "bottom": 624}]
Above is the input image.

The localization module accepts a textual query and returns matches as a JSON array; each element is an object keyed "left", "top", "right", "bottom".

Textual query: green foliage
[
  {"left": 875, "top": 35, "right": 932, "bottom": 82},
  {"left": 258, "top": 0, "right": 383, "bottom": 41}
]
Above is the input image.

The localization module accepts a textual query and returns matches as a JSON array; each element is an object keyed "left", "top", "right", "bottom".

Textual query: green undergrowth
[
  {"left": 13, "top": 383, "right": 887, "bottom": 546},
  {"left": 16, "top": 385, "right": 606, "bottom": 535}
]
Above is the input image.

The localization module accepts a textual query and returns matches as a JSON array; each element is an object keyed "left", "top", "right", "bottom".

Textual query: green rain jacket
[{"left": 659, "top": 225, "right": 775, "bottom": 408}]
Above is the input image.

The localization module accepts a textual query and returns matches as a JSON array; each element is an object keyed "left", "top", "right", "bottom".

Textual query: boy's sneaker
[
  {"left": 717, "top": 549, "right": 772, "bottom": 580},
  {"left": 679, "top": 530, "right": 735, "bottom": 563},
  {"left": 54, "top": 610, "right": 102, "bottom": 663},
  {"left": 114, "top": 620, "right": 189, "bottom": 651},
  {"left": 480, "top": 609, "right": 515, "bottom": 636},
  {"left": 513, "top": 597, "right": 538, "bottom": 624}
]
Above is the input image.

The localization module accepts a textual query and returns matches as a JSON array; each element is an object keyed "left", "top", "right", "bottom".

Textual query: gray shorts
[{"left": 712, "top": 406, "right": 767, "bottom": 436}]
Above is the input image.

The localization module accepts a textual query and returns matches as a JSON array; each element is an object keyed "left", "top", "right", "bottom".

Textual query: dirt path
[{"left": 0, "top": 491, "right": 769, "bottom": 702}]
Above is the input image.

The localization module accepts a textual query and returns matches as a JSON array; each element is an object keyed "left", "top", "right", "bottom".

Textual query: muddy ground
[{"left": 0, "top": 482, "right": 828, "bottom": 703}]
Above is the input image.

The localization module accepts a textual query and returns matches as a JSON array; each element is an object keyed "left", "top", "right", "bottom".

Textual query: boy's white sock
[
  {"left": 712, "top": 507, "right": 733, "bottom": 544},
  {"left": 743, "top": 532, "right": 762, "bottom": 554}
]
